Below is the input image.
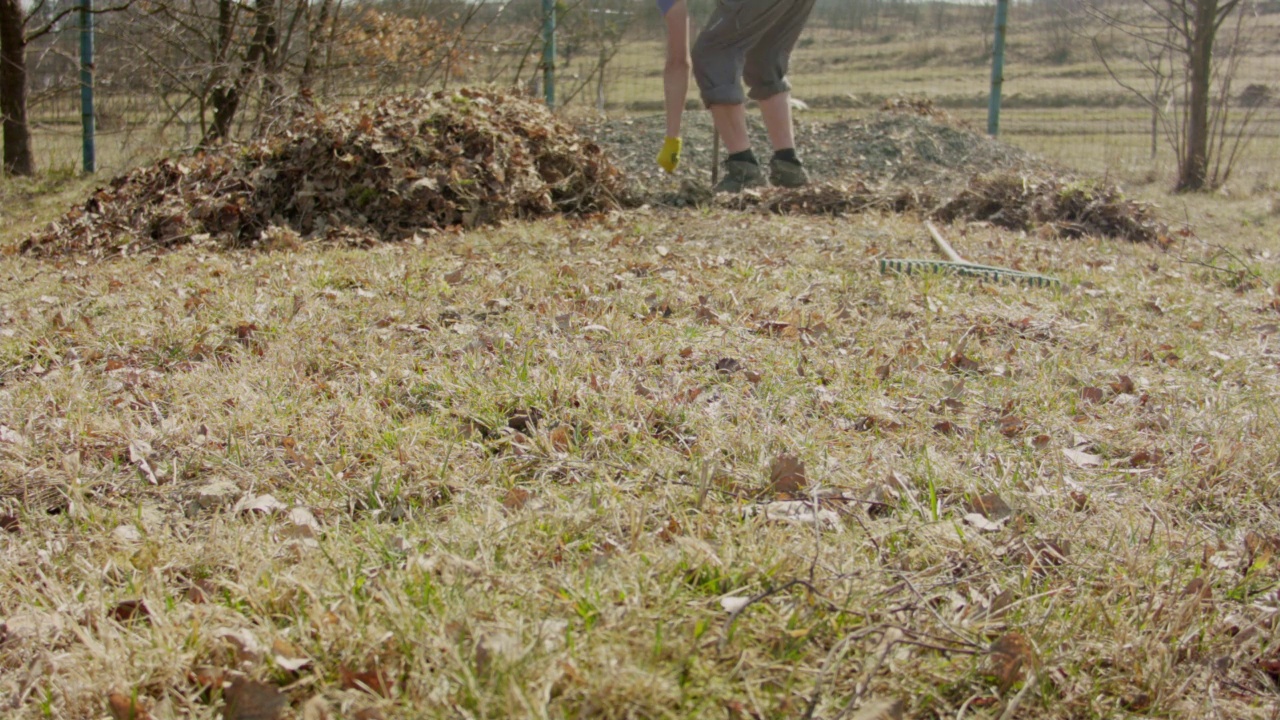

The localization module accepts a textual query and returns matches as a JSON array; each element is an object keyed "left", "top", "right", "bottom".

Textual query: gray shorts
[{"left": 691, "top": 0, "right": 816, "bottom": 106}]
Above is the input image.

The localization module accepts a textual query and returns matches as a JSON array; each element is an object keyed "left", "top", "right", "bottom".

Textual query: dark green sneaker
[
  {"left": 768, "top": 157, "right": 809, "bottom": 188},
  {"left": 714, "top": 160, "right": 767, "bottom": 194}
]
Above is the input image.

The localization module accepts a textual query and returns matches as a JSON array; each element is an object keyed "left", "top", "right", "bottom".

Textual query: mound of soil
[
  {"left": 578, "top": 104, "right": 1040, "bottom": 197},
  {"left": 582, "top": 104, "right": 1163, "bottom": 243},
  {"left": 22, "top": 89, "right": 625, "bottom": 257}
]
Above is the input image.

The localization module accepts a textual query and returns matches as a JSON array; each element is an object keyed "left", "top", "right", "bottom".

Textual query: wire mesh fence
[{"left": 20, "top": 0, "right": 1280, "bottom": 189}]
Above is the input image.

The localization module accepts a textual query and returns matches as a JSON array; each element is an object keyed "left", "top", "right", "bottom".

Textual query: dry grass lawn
[{"left": 2, "top": 189, "right": 1280, "bottom": 719}]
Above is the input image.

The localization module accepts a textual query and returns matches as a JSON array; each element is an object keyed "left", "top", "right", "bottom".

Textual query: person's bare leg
[
  {"left": 759, "top": 92, "right": 795, "bottom": 152},
  {"left": 757, "top": 90, "right": 808, "bottom": 186},
  {"left": 710, "top": 103, "right": 751, "bottom": 154}
]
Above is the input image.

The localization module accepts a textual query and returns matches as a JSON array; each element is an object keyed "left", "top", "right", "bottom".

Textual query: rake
[{"left": 879, "top": 221, "right": 1062, "bottom": 288}]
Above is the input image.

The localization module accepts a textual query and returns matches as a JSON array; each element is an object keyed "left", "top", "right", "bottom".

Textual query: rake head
[{"left": 879, "top": 258, "right": 1061, "bottom": 288}]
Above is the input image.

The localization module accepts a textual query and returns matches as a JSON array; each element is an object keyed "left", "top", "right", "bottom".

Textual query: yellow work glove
[{"left": 656, "top": 136, "right": 682, "bottom": 174}]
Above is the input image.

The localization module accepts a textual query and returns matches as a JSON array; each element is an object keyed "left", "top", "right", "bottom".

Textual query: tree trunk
[
  {"left": 206, "top": 0, "right": 273, "bottom": 145},
  {"left": 1178, "top": 0, "right": 1217, "bottom": 191},
  {"left": 260, "top": 0, "right": 280, "bottom": 101},
  {"left": 205, "top": 0, "right": 239, "bottom": 146},
  {"left": 299, "top": 0, "right": 333, "bottom": 97},
  {"left": 208, "top": 86, "right": 239, "bottom": 144},
  {"left": 0, "top": 0, "right": 34, "bottom": 176},
  {"left": 1150, "top": 104, "right": 1159, "bottom": 160}
]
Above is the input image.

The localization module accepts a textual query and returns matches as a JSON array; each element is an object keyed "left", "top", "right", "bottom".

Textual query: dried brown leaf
[
  {"left": 187, "top": 665, "right": 226, "bottom": 692},
  {"left": 339, "top": 666, "right": 391, "bottom": 697},
  {"left": 548, "top": 425, "right": 572, "bottom": 452},
  {"left": 1069, "top": 491, "right": 1089, "bottom": 511},
  {"left": 673, "top": 386, "right": 704, "bottom": 403},
  {"left": 1122, "top": 692, "right": 1153, "bottom": 712},
  {"left": 987, "top": 589, "right": 1015, "bottom": 619},
  {"left": 933, "top": 420, "right": 965, "bottom": 436},
  {"left": 930, "top": 397, "right": 964, "bottom": 414},
  {"left": 853, "top": 415, "right": 903, "bottom": 432},
  {"left": 965, "top": 493, "right": 1012, "bottom": 521},
  {"left": 502, "top": 488, "right": 532, "bottom": 512},
  {"left": 988, "top": 631, "right": 1035, "bottom": 693},
  {"left": 723, "top": 699, "right": 766, "bottom": 720},
  {"left": 768, "top": 454, "right": 808, "bottom": 496},
  {"left": 1128, "top": 448, "right": 1165, "bottom": 467},
  {"left": 656, "top": 517, "right": 681, "bottom": 543},
  {"left": 755, "top": 320, "right": 793, "bottom": 336},
  {"left": 107, "top": 692, "right": 152, "bottom": 720},
  {"left": 1110, "top": 375, "right": 1136, "bottom": 394},
  {"left": 943, "top": 352, "right": 981, "bottom": 374},
  {"left": 109, "top": 599, "right": 151, "bottom": 624},
  {"left": 272, "top": 637, "right": 311, "bottom": 672},
  {"left": 998, "top": 415, "right": 1026, "bottom": 437},
  {"left": 219, "top": 628, "right": 266, "bottom": 664},
  {"left": 715, "top": 357, "right": 742, "bottom": 375},
  {"left": 1021, "top": 539, "right": 1071, "bottom": 576},
  {"left": 1080, "top": 386, "right": 1104, "bottom": 404},
  {"left": 507, "top": 408, "right": 542, "bottom": 433},
  {"left": 224, "top": 676, "right": 287, "bottom": 720},
  {"left": 185, "top": 578, "right": 216, "bottom": 604},
  {"left": 1062, "top": 447, "right": 1102, "bottom": 468},
  {"left": 1182, "top": 577, "right": 1212, "bottom": 602}
]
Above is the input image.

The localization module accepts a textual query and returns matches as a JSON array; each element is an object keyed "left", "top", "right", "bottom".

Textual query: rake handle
[
  {"left": 925, "top": 220, "right": 964, "bottom": 263},
  {"left": 711, "top": 126, "right": 720, "bottom": 186}
]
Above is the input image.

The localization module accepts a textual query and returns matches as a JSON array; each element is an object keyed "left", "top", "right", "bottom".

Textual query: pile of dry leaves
[
  {"left": 719, "top": 171, "right": 1165, "bottom": 243},
  {"left": 933, "top": 172, "right": 1166, "bottom": 243},
  {"left": 22, "top": 89, "right": 624, "bottom": 256},
  {"left": 879, "top": 95, "right": 955, "bottom": 123},
  {"left": 721, "top": 180, "right": 929, "bottom": 216}
]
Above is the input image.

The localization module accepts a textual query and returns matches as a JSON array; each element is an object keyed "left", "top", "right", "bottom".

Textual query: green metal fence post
[
  {"left": 541, "top": 0, "right": 556, "bottom": 109},
  {"left": 80, "top": 0, "right": 96, "bottom": 173},
  {"left": 987, "top": 0, "right": 1008, "bottom": 137}
]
